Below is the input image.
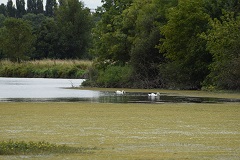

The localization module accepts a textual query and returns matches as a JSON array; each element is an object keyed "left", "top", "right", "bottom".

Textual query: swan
[
  {"left": 148, "top": 92, "right": 160, "bottom": 97},
  {"left": 115, "top": 90, "right": 125, "bottom": 95}
]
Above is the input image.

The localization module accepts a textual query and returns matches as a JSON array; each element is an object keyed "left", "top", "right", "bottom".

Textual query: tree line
[
  {"left": 0, "top": 0, "right": 240, "bottom": 90},
  {"left": 87, "top": 0, "right": 240, "bottom": 90},
  {"left": 0, "top": 0, "right": 56, "bottom": 18},
  {"left": 0, "top": 0, "right": 93, "bottom": 61}
]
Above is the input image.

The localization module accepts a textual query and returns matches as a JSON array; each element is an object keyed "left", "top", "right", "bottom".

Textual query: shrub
[
  {"left": 203, "top": 57, "right": 240, "bottom": 90},
  {"left": 96, "top": 65, "right": 132, "bottom": 88}
]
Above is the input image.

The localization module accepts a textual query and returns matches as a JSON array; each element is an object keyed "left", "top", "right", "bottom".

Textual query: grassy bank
[
  {"left": 0, "top": 59, "right": 92, "bottom": 79},
  {"left": 0, "top": 102, "right": 239, "bottom": 159}
]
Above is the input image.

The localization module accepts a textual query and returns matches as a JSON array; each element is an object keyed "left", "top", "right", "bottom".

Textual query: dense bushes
[
  {"left": 97, "top": 65, "right": 132, "bottom": 88},
  {"left": 82, "top": 65, "right": 132, "bottom": 88},
  {"left": 0, "top": 59, "right": 92, "bottom": 79},
  {"left": 89, "top": 0, "right": 240, "bottom": 90}
]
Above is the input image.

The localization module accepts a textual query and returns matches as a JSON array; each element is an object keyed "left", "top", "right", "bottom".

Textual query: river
[
  {"left": 0, "top": 77, "right": 239, "bottom": 103},
  {"left": 0, "top": 77, "right": 100, "bottom": 102}
]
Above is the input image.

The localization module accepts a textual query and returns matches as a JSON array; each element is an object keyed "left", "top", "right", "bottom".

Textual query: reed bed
[
  {"left": 0, "top": 102, "right": 239, "bottom": 159},
  {"left": 27, "top": 59, "right": 92, "bottom": 69},
  {"left": 0, "top": 59, "right": 92, "bottom": 78}
]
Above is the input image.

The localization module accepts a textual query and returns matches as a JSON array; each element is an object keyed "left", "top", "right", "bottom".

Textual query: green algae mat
[{"left": 0, "top": 102, "right": 239, "bottom": 159}]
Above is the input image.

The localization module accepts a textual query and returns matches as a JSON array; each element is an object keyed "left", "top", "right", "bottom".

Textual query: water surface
[
  {"left": 0, "top": 77, "right": 239, "bottom": 103},
  {"left": 0, "top": 77, "right": 99, "bottom": 101}
]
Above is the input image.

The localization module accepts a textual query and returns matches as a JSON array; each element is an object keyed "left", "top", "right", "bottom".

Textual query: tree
[
  {"left": 85, "top": 0, "right": 134, "bottom": 87},
  {"left": 88, "top": 0, "right": 181, "bottom": 88},
  {"left": 55, "top": 0, "right": 93, "bottom": 59},
  {"left": 6, "top": 0, "right": 16, "bottom": 17},
  {"left": 22, "top": 13, "right": 46, "bottom": 30},
  {"left": 128, "top": 0, "right": 177, "bottom": 88},
  {"left": 203, "top": 0, "right": 240, "bottom": 19},
  {"left": 16, "top": 0, "right": 26, "bottom": 18},
  {"left": 160, "top": 0, "right": 211, "bottom": 89},
  {"left": 203, "top": 12, "right": 240, "bottom": 90},
  {"left": 91, "top": 0, "right": 133, "bottom": 67},
  {"left": 0, "top": 14, "right": 6, "bottom": 27},
  {"left": 0, "top": 12, "right": 6, "bottom": 60},
  {"left": 0, "top": 3, "right": 7, "bottom": 16},
  {"left": 0, "top": 18, "right": 35, "bottom": 62},
  {"left": 27, "top": 0, "right": 37, "bottom": 14},
  {"left": 45, "top": 0, "right": 56, "bottom": 17},
  {"left": 33, "top": 17, "right": 60, "bottom": 59},
  {"left": 36, "top": 0, "right": 43, "bottom": 14}
]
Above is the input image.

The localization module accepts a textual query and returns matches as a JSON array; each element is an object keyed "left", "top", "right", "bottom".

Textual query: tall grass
[{"left": 0, "top": 59, "right": 92, "bottom": 78}]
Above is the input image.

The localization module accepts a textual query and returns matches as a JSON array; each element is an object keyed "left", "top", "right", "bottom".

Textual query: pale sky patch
[{"left": 0, "top": 0, "right": 103, "bottom": 9}]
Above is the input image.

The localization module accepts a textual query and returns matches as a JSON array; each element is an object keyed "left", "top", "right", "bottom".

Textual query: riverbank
[
  {"left": 0, "top": 102, "right": 239, "bottom": 159},
  {"left": 0, "top": 59, "right": 92, "bottom": 79}
]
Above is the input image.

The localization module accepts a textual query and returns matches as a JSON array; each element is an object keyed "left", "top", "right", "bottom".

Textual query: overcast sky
[{"left": 0, "top": 0, "right": 103, "bottom": 9}]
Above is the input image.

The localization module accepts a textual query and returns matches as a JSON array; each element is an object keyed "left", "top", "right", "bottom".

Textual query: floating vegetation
[{"left": 0, "top": 140, "right": 97, "bottom": 155}]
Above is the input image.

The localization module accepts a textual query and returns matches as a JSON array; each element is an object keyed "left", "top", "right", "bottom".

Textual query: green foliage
[
  {"left": 159, "top": 61, "right": 199, "bottom": 90},
  {"left": 0, "top": 4, "right": 7, "bottom": 16},
  {"left": 128, "top": 0, "right": 177, "bottom": 88},
  {"left": 202, "top": 12, "right": 240, "bottom": 90},
  {"left": 81, "top": 66, "right": 99, "bottom": 87},
  {"left": 0, "top": 140, "right": 96, "bottom": 155},
  {"left": 91, "top": 0, "right": 177, "bottom": 88},
  {"left": 91, "top": 0, "right": 133, "bottom": 67},
  {"left": 82, "top": 65, "right": 132, "bottom": 88},
  {"left": 0, "top": 0, "right": 93, "bottom": 61},
  {"left": 0, "top": 18, "right": 35, "bottom": 62},
  {"left": 96, "top": 65, "right": 132, "bottom": 88},
  {"left": 27, "top": 0, "right": 36, "bottom": 14},
  {"left": 160, "top": 0, "right": 211, "bottom": 89},
  {"left": 36, "top": 0, "right": 44, "bottom": 14},
  {"left": 16, "top": 0, "right": 26, "bottom": 18},
  {"left": 45, "top": 0, "right": 57, "bottom": 17},
  {"left": 6, "top": 0, "right": 15, "bottom": 17},
  {"left": 55, "top": 0, "right": 93, "bottom": 59},
  {"left": 22, "top": 13, "right": 47, "bottom": 30},
  {"left": 0, "top": 14, "right": 6, "bottom": 27},
  {"left": 32, "top": 17, "right": 59, "bottom": 59},
  {"left": 0, "top": 0, "right": 239, "bottom": 90}
]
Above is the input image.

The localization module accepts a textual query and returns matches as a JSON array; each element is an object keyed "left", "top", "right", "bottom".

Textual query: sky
[{"left": 0, "top": 0, "right": 103, "bottom": 9}]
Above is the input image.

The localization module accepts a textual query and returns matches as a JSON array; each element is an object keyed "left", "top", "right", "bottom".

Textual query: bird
[
  {"left": 148, "top": 92, "right": 160, "bottom": 97},
  {"left": 115, "top": 90, "right": 126, "bottom": 95}
]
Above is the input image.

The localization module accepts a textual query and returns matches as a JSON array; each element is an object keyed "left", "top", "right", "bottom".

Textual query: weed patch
[{"left": 0, "top": 140, "right": 96, "bottom": 155}]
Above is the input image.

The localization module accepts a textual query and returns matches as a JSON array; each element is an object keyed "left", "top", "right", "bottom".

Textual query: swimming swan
[
  {"left": 148, "top": 92, "right": 160, "bottom": 97},
  {"left": 115, "top": 90, "right": 126, "bottom": 95}
]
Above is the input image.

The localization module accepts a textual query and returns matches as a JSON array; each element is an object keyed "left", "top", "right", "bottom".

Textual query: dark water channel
[{"left": 0, "top": 78, "right": 239, "bottom": 103}]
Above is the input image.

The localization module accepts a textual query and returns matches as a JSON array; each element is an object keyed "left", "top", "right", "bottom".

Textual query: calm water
[
  {"left": 0, "top": 77, "right": 99, "bottom": 102},
  {"left": 0, "top": 77, "right": 239, "bottom": 103}
]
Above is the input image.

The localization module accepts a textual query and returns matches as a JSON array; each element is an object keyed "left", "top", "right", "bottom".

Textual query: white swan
[
  {"left": 115, "top": 90, "right": 125, "bottom": 95},
  {"left": 148, "top": 92, "right": 160, "bottom": 97}
]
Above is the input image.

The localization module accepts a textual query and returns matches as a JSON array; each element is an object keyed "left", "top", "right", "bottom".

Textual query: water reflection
[
  {"left": 96, "top": 92, "right": 240, "bottom": 104},
  {"left": 0, "top": 77, "right": 239, "bottom": 103},
  {"left": 0, "top": 77, "right": 99, "bottom": 99}
]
